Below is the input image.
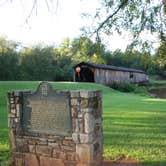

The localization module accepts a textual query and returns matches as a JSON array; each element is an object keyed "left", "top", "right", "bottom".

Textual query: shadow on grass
[
  {"left": 103, "top": 160, "right": 166, "bottom": 166},
  {"left": 103, "top": 109, "right": 166, "bottom": 165},
  {"left": 0, "top": 128, "right": 9, "bottom": 163}
]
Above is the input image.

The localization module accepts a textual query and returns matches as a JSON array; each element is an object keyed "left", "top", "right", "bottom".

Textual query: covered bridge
[{"left": 73, "top": 62, "right": 149, "bottom": 86}]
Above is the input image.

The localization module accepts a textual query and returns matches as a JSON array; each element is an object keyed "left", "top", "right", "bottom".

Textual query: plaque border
[{"left": 21, "top": 82, "right": 72, "bottom": 136}]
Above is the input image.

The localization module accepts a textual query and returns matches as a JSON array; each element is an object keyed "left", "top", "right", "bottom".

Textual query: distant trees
[
  {"left": 154, "top": 40, "right": 166, "bottom": 77},
  {"left": 0, "top": 37, "right": 20, "bottom": 80},
  {"left": 71, "top": 37, "right": 105, "bottom": 63},
  {"left": 0, "top": 36, "right": 165, "bottom": 81}
]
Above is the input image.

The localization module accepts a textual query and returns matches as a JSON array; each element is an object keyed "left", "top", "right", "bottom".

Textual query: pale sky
[{"left": 0, "top": 0, "right": 159, "bottom": 51}]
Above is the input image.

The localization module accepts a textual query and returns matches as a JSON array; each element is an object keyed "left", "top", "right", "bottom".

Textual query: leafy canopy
[{"left": 83, "top": 0, "right": 166, "bottom": 47}]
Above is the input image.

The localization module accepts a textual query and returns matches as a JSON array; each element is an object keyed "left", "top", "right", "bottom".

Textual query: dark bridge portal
[{"left": 76, "top": 67, "right": 94, "bottom": 82}]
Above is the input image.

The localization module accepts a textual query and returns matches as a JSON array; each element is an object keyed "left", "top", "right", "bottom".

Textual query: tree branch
[
  {"left": 25, "top": 0, "right": 37, "bottom": 24},
  {"left": 95, "top": 0, "right": 129, "bottom": 39}
]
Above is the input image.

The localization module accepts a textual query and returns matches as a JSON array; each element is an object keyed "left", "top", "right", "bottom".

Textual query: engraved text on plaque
[{"left": 22, "top": 82, "right": 71, "bottom": 136}]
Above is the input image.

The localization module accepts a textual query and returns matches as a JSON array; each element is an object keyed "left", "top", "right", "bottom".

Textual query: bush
[
  {"left": 134, "top": 86, "right": 149, "bottom": 96},
  {"left": 111, "top": 82, "right": 136, "bottom": 92}
]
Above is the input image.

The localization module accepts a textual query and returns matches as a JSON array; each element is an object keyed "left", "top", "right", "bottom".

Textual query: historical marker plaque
[{"left": 22, "top": 82, "right": 71, "bottom": 136}]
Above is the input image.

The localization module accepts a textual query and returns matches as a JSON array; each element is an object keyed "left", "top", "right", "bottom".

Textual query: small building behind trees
[{"left": 73, "top": 61, "right": 149, "bottom": 86}]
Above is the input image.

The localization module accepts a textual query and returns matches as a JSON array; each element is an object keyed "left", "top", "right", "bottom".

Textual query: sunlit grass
[
  {"left": 103, "top": 92, "right": 166, "bottom": 166},
  {"left": 0, "top": 81, "right": 166, "bottom": 166}
]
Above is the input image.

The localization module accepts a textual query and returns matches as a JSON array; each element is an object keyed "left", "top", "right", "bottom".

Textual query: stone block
[
  {"left": 80, "top": 91, "right": 96, "bottom": 98},
  {"left": 29, "top": 145, "right": 36, "bottom": 153},
  {"left": 81, "top": 108, "right": 93, "bottom": 113},
  {"left": 14, "top": 118, "right": 19, "bottom": 123},
  {"left": 38, "top": 138, "right": 48, "bottom": 145},
  {"left": 75, "top": 119, "right": 79, "bottom": 133},
  {"left": 67, "top": 152, "right": 76, "bottom": 161},
  {"left": 24, "top": 153, "right": 39, "bottom": 166},
  {"left": 79, "top": 133, "right": 94, "bottom": 143},
  {"left": 84, "top": 113, "right": 95, "bottom": 133},
  {"left": 78, "top": 119, "right": 84, "bottom": 133},
  {"left": 9, "top": 129, "right": 16, "bottom": 151},
  {"left": 48, "top": 138, "right": 56, "bottom": 142},
  {"left": 72, "top": 133, "right": 79, "bottom": 142},
  {"left": 62, "top": 145, "right": 75, "bottom": 151},
  {"left": 8, "top": 118, "right": 14, "bottom": 128},
  {"left": 76, "top": 144, "right": 94, "bottom": 163},
  {"left": 14, "top": 91, "right": 21, "bottom": 97},
  {"left": 80, "top": 91, "right": 89, "bottom": 98},
  {"left": 28, "top": 139, "right": 37, "bottom": 145},
  {"left": 15, "top": 158, "right": 23, "bottom": 166},
  {"left": 10, "top": 103, "right": 16, "bottom": 109},
  {"left": 9, "top": 113, "right": 16, "bottom": 118},
  {"left": 53, "top": 150, "right": 67, "bottom": 160},
  {"left": 95, "top": 118, "right": 102, "bottom": 124},
  {"left": 48, "top": 142, "right": 60, "bottom": 149},
  {"left": 10, "top": 98, "right": 14, "bottom": 104},
  {"left": 15, "top": 97, "right": 20, "bottom": 103},
  {"left": 16, "top": 138, "right": 29, "bottom": 153},
  {"left": 78, "top": 112, "right": 83, "bottom": 118},
  {"left": 71, "top": 98, "right": 80, "bottom": 106},
  {"left": 36, "top": 145, "right": 52, "bottom": 156},
  {"left": 40, "top": 156, "right": 65, "bottom": 166},
  {"left": 16, "top": 104, "right": 20, "bottom": 114},
  {"left": 70, "top": 91, "right": 80, "bottom": 98},
  {"left": 88, "top": 98, "right": 98, "bottom": 108},
  {"left": 64, "top": 160, "right": 77, "bottom": 166},
  {"left": 65, "top": 137, "right": 73, "bottom": 141},
  {"left": 80, "top": 99, "right": 88, "bottom": 108},
  {"left": 11, "top": 108, "right": 16, "bottom": 114}
]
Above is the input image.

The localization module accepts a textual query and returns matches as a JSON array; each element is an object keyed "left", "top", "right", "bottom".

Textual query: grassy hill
[{"left": 0, "top": 81, "right": 166, "bottom": 165}]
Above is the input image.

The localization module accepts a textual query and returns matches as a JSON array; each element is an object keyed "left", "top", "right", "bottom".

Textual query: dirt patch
[
  {"left": 103, "top": 155, "right": 141, "bottom": 166},
  {"left": 148, "top": 87, "right": 166, "bottom": 98}
]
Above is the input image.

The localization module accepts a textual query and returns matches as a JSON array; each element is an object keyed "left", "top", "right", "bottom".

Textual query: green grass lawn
[{"left": 0, "top": 81, "right": 166, "bottom": 166}]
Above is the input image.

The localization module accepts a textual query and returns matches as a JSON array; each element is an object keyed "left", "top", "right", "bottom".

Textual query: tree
[
  {"left": 83, "top": 0, "right": 166, "bottom": 48},
  {"left": 20, "top": 45, "right": 56, "bottom": 80},
  {"left": 154, "top": 40, "right": 166, "bottom": 77},
  {"left": 0, "top": 37, "right": 20, "bottom": 80},
  {"left": 3, "top": 0, "right": 166, "bottom": 49},
  {"left": 71, "top": 37, "right": 105, "bottom": 63}
]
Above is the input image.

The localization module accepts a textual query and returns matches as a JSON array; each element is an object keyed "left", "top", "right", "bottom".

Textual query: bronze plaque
[{"left": 22, "top": 82, "right": 71, "bottom": 136}]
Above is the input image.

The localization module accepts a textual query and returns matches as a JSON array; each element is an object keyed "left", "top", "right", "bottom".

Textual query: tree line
[{"left": 0, "top": 36, "right": 165, "bottom": 81}]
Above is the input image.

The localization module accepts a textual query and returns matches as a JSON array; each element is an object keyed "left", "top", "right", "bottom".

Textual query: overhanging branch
[{"left": 94, "top": 0, "right": 129, "bottom": 40}]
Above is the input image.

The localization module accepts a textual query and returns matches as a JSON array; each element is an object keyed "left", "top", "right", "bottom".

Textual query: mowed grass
[{"left": 0, "top": 81, "right": 166, "bottom": 165}]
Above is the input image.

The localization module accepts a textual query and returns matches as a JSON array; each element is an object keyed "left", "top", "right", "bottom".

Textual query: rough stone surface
[
  {"left": 76, "top": 144, "right": 94, "bottom": 162},
  {"left": 29, "top": 145, "right": 36, "bottom": 153},
  {"left": 9, "top": 129, "right": 16, "bottom": 151},
  {"left": 24, "top": 153, "right": 39, "bottom": 166},
  {"left": 40, "top": 156, "right": 65, "bottom": 166},
  {"left": 36, "top": 145, "right": 52, "bottom": 156},
  {"left": 84, "top": 113, "right": 95, "bottom": 133},
  {"left": 79, "top": 133, "right": 94, "bottom": 144},
  {"left": 8, "top": 83, "right": 102, "bottom": 166}
]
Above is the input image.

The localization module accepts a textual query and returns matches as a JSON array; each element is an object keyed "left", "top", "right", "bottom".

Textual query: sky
[{"left": 0, "top": 0, "right": 159, "bottom": 51}]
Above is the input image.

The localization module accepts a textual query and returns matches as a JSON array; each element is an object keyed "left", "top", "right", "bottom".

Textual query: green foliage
[
  {"left": 153, "top": 41, "right": 166, "bottom": 77},
  {"left": 71, "top": 36, "right": 105, "bottom": 63},
  {"left": 20, "top": 46, "right": 56, "bottom": 80},
  {"left": 134, "top": 86, "right": 149, "bottom": 96},
  {"left": 0, "top": 37, "right": 21, "bottom": 80},
  {"left": 145, "top": 78, "right": 166, "bottom": 88},
  {"left": 0, "top": 36, "right": 165, "bottom": 81},
  {"left": 111, "top": 82, "right": 136, "bottom": 92},
  {"left": 85, "top": 0, "right": 166, "bottom": 48}
]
